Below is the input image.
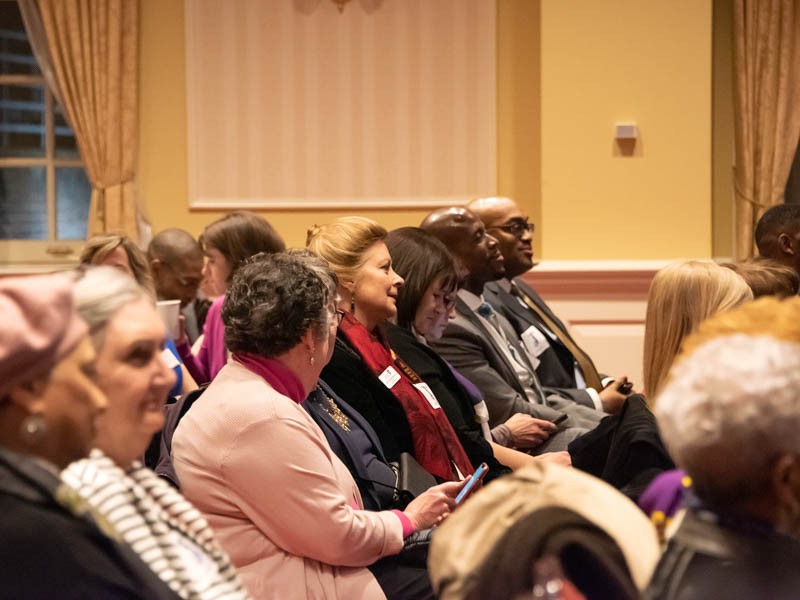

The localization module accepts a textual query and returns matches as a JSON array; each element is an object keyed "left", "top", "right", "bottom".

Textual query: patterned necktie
[
  {"left": 477, "top": 301, "right": 545, "bottom": 403},
  {"left": 509, "top": 281, "right": 604, "bottom": 392}
]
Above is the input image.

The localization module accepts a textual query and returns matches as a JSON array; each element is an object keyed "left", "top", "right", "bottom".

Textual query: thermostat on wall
[{"left": 615, "top": 123, "right": 638, "bottom": 140}]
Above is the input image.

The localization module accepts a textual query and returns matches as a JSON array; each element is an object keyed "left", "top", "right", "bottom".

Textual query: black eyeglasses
[{"left": 490, "top": 220, "right": 535, "bottom": 237}]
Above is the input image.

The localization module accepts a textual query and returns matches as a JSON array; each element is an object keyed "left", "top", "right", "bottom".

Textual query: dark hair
[
  {"left": 755, "top": 204, "right": 800, "bottom": 256},
  {"left": 385, "top": 227, "right": 458, "bottom": 329},
  {"left": 200, "top": 211, "right": 285, "bottom": 282},
  {"left": 222, "top": 252, "right": 336, "bottom": 358},
  {"left": 722, "top": 257, "right": 800, "bottom": 298}
]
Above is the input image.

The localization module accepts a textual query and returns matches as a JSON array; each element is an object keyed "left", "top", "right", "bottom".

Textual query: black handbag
[{"left": 391, "top": 452, "right": 438, "bottom": 508}]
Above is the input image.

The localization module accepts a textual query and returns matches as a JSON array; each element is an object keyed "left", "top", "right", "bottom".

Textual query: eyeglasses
[
  {"left": 433, "top": 291, "right": 457, "bottom": 310},
  {"left": 490, "top": 220, "right": 535, "bottom": 237},
  {"left": 334, "top": 309, "right": 346, "bottom": 325}
]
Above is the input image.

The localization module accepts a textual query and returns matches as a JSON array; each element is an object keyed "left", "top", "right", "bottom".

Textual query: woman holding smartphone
[{"left": 385, "top": 227, "right": 570, "bottom": 473}]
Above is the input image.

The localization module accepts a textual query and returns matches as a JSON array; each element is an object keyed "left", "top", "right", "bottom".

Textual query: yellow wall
[
  {"left": 140, "top": 0, "right": 716, "bottom": 258},
  {"left": 540, "top": 0, "right": 713, "bottom": 259}
]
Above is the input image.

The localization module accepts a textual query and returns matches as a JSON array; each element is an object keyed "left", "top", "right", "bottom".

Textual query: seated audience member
[
  {"left": 308, "top": 217, "right": 474, "bottom": 481},
  {"left": 385, "top": 227, "right": 569, "bottom": 474},
  {"left": 754, "top": 203, "right": 800, "bottom": 278},
  {"left": 420, "top": 208, "right": 601, "bottom": 447},
  {"left": 0, "top": 274, "right": 179, "bottom": 599},
  {"left": 81, "top": 233, "right": 194, "bottom": 397},
  {"left": 722, "top": 257, "right": 800, "bottom": 298},
  {"left": 81, "top": 233, "right": 155, "bottom": 295},
  {"left": 429, "top": 461, "right": 660, "bottom": 600},
  {"left": 646, "top": 297, "right": 800, "bottom": 600},
  {"left": 148, "top": 228, "right": 207, "bottom": 343},
  {"left": 64, "top": 267, "right": 249, "bottom": 600},
  {"left": 173, "top": 252, "right": 463, "bottom": 600},
  {"left": 469, "top": 196, "right": 630, "bottom": 412},
  {"left": 643, "top": 260, "right": 752, "bottom": 402},
  {"left": 176, "top": 211, "right": 285, "bottom": 385}
]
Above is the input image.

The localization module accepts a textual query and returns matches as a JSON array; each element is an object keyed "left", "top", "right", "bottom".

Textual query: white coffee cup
[{"left": 156, "top": 300, "right": 182, "bottom": 340}]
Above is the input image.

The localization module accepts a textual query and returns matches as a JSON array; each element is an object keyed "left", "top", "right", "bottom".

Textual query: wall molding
[{"left": 521, "top": 260, "right": 665, "bottom": 300}]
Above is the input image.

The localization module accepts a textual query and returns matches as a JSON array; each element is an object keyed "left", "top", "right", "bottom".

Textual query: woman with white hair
[
  {"left": 64, "top": 266, "right": 250, "bottom": 600},
  {"left": 646, "top": 297, "right": 800, "bottom": 600}
]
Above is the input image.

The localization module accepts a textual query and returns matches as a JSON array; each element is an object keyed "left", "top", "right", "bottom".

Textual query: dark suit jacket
[
  {"left": 320, "top": 332, "right": 414, "bottom": 463},
  {"left": 304, "top": 380, "right": 398, "bottom": 511},
  {"left": 428, "top": 296, "right": 567, "bottom": 428},
  {"left": 0, "top": 446, "right": 181, "bottom": 600},
  {"left": 386, "top": 324, "right": 511, "bottom": 482},
  {"left": 484, "top": 279, "right": 595, "bottom": 408}
]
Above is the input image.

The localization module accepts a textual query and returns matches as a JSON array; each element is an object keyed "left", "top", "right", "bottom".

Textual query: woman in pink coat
[{"left": 173, "top": 252, "right": 463, "bottom": 600}]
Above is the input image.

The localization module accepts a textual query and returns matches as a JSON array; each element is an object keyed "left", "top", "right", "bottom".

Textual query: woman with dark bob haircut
[
  {"left": 172, "top": 251, "right": 462, "bottom": 600},
  {"left": 385, "top": 227, "right": 569, "bottom": 475},
  {"left": 176, "top": 211, "right": 286, "bottom": 384}
]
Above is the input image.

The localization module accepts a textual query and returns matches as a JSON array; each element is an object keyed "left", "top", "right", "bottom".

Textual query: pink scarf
[{"left": 233, "top": 352, "right": 306, "bottom": 403}]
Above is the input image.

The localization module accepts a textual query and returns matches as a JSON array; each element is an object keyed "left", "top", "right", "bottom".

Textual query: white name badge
[
  {"left": 413, "top": 382, "right": 441, "bottom": 409},
  {"left": 378, "top": 365, "right": 401, "bottom": 389},
  {"left": 521, "top": 326, "right": 550, "bottom": 358},
  {"left": 160, "top": 347, "right": 180, "bottom": 369}
]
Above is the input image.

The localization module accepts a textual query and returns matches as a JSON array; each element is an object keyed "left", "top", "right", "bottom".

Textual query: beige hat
[
  {"left": 0, "top": 273, "right": 88, "bottom": 398},
  {"left": 429, "top": 461, "right": 660, "bottom": 599}
]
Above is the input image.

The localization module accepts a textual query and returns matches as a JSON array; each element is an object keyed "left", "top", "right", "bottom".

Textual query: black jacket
[
  {"left": 0, "top": 446, "right": 181, "bottom": 600},
  {"left": 386, "top": 324, "right": 510, "bottom": 482},
  {"left": 321, "top": 332, "right": 414, "bottom": 463}
]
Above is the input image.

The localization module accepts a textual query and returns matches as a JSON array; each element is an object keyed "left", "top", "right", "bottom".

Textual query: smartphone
[
  {"left": 455, "top": 462, "right": 489, "bottom": 505},
  {"left": 617, "top": 381, "right": 633, "bottom": 394}
]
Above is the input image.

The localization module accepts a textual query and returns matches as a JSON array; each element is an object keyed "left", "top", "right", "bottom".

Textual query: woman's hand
[
  {"left": 403, "top": 480, "right": 462, "bottom": 530},
  {"left": 175, "top": 314, "right": 191, "bottom": 347},
  {"left": 533, "top": 451, "right": 572, "bottom": 467},
  {"left": 503, "top": 413, "right": 557, "bottom": 449}
]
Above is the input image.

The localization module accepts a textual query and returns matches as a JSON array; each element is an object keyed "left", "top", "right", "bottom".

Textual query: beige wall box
[{"left": 614, "top": 123, "right": 638, "bottom": 139}]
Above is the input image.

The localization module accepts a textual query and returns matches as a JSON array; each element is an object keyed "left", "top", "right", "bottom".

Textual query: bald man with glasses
[{"left": 467, "top": 196, "right": 630, "bottom": 415}]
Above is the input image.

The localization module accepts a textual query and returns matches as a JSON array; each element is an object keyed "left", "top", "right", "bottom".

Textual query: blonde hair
[
  {"left": 643, "top": 260, "right": 753, "bottom": 400},
  {"left": 79, "top": 234, "right": 154, "bottom": 297},
  {"left": 306, "top": 217, "right": 387, "bottom": 285}
]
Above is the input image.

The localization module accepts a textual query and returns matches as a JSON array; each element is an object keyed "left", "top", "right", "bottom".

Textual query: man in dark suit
[
  {"left": 467, "top": 196, "right": 630, "bottom": 415},
  {"left": 421, "top": 208, "right": 604, "bottom": 451}
]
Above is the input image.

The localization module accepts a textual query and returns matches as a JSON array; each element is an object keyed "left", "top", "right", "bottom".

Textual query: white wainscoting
[{"left": 521, "top": 260, "right": 666, "bottom": 392}]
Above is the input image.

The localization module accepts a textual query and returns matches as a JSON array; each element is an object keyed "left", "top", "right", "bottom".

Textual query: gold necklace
[{"left": 320, "top": 390, "right": 350, "bottom": 432}]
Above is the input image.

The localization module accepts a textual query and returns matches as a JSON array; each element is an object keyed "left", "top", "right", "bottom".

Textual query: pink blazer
[{"left": 172, "top": 362, "right": 404, "bottom": 599}]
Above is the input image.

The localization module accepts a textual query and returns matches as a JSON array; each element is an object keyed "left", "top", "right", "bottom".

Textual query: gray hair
[
  {"left": 72, "top": 266, "right": 152, "bottom": 349},
  {"left": 222, "top": 251, "right": 338, "bottom": 358},
  {"left": 656, "top": 334, "right": 800, "bottom": 507}
]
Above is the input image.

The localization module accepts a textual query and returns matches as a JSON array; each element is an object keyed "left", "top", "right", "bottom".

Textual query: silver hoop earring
[{"left": 20, "top": 414, "right": 47, "bottom": 446}]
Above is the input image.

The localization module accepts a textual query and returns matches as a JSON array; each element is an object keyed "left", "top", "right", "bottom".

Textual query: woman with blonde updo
[
  {"left": 308, "top": 217, "right": 473, "bottom": 483},
  {"left": 642, "top": 260, "right": 753, "bottom": 402}
]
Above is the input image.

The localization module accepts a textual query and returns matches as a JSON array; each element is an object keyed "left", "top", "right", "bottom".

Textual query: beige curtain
[
  {"left": 733, "top": 0, "right": 800, "bottom": 259},
  {"left": 31, "top": 0, "right": 140, "bottom": 240}
]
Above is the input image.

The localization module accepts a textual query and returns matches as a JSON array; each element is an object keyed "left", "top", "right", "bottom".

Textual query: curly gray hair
[
  {"left": 656, "top": 334, "right": 800, "bottom": 509},
  {"left": 222, "top": 251, "right": 338, "bottom": 357}
]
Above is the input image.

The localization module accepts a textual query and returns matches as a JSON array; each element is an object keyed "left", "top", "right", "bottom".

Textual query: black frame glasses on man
[{"left": 489, "top": 219, "right": 535, "bottom": 237}]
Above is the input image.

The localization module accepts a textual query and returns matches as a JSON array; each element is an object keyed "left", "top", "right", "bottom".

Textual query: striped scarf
[{"left": 63, "top": 450, "right": 250, "bottom": 600}]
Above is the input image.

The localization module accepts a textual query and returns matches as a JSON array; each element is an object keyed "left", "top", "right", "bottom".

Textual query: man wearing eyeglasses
[
  {"left": 148, "top": 228, "right": 207, "bottom": 343},
  {"left": 468, "top": 196, "right": 630, "bottom": 415}
]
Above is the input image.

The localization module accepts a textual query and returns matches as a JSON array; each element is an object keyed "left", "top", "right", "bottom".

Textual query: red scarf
[
  {"left": 338, "top": 313, "right": 473, "bottom": 480},
  {"left": 233, "top": 352, "right": 306, "bottom": 403}
]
